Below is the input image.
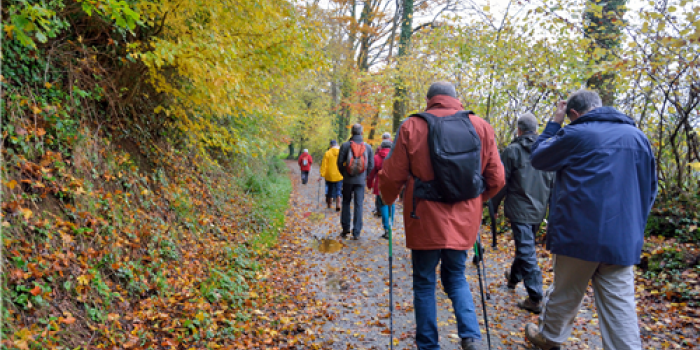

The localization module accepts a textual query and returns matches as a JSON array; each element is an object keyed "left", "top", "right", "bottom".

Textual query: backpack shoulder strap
[
  {"left": 410, "top": 112, "right": 438, "bottom": 125},
  {"left": 452, "top": 110, "right": 476, "bottom": 118}
]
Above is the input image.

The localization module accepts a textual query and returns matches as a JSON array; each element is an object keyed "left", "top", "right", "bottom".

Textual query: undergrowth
[{"left": 1, "top": 131, "right": 292, "bottom": 349}]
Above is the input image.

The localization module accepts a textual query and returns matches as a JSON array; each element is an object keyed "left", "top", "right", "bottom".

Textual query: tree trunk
[
  {"left": 368, "top": 109, "right": 380, "bottom": 141},
  {"left": 287, "top": 142, "right": 295, "bottom": 160},
  {"left": 339, "top": 106, "right": 350, "bottom": 141},
  {"left": 391, "top": 0, "right": 413, "bottom": 132},
  {"left": 584, "top": 0, "right": 627, "bottom": 106},
  {"left": 297, "top": 137, "right": 307, "bottom": 158},
  {"left": 357, "top": 3, "right": 372, "bottom": 71}
]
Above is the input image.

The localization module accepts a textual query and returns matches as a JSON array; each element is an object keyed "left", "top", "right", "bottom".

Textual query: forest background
[{"left": 1, "top": 0, "right": 699, "bottom": 348}]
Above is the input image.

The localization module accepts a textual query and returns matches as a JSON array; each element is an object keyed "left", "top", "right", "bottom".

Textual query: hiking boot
[
  {"left": 504, "top": 270, "right": 517, "bottom": 289},
  {"left": 461, "top": 337, "right": 480, "bottom": 350},
  {"left": 340, "top": 230, "right": 350, "bottom": 239},
  {"left": 525, "top": 323, "right": 562, "bottom": 350},
  {"left": 380, "top": 231, "right": 389, "bottom": 240},
  {"left": 351, "top": 236, "right": 359, "bottom": 241},
  {"left": 517, "top": 297, "right": 543, "bottom": 314}
]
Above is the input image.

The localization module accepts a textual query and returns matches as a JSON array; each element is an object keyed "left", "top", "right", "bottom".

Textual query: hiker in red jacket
[
  {"left": 379, "top": 81, "right": 505, "bottom": 350},
  {"left": 372, "top": 132, "right": 393, "bottom": 217},
  {"left": 298, "top": 149, "right": 313, "bottom": 184},
  {"left": 367, "top": 139, "right": 394, "bottom": 239}
]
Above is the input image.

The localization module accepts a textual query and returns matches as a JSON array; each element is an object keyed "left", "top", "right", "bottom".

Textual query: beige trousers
[{"left": 539, "top": 255, "right": 642, "bottom": 349}]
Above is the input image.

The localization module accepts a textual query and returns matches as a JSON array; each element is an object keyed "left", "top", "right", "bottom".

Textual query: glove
[{"left": 472, "top": 241, "right": 484, "bottom": 265}]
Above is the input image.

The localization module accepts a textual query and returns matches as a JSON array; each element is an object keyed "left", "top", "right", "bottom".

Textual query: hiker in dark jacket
[
  {"left": 298, "top": 149, "right": 313, "bottom": 184},
  {"left": 367, "top": 139, "right": 393, "bottom": 239},
  {"left": 337, "top": 124, "right": 374, "bottom": 239},
  {"left": 491, "top": 112, "right": 554, "bottom": 314},
  {"left": 524, "top": 89, "right": 657, "bottom": 350}
]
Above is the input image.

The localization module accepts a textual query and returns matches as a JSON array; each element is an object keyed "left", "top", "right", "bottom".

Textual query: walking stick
[
  {"left": 474, "top": 237, "right": 492, "bottom": 350},
  {"left": 317, "top": 177, "right": 321, "bottom": 206},
  {"left": 472, "top": 231, "right": 491, "bottom": 300},
  {"left": 388, "top": 214, "right": 394, "bottom": 350}
]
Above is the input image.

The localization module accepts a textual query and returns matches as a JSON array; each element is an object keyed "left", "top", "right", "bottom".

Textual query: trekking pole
[
  {"left": 472, "top": 231, "right": 491, "bottom": 300},
  {"left": 474, "top": 237, "right": 492, "bottom": 350},
  {"left": 388, "top": 214, "right": 394, "bottom": 350},
  {"left": 317, "top": 177, "right": 321, "bottom": 206}
]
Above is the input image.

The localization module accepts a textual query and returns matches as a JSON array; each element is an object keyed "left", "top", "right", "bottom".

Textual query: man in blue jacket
[{"left": 524, "top": 89, "right": 657, "bottom": 350}]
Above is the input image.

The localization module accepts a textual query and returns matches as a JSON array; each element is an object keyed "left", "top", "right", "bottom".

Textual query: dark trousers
[
  {"left": 300, "top": 171, "right": 309, "bottom": 184},
  {"left": 341, "top": 183, "right": 364, "bottom": 237},
  {"left": 326, "top": 181, "right": 341, "bottom": 200},
  {"left": 508, "top": 222, "right": 544, "bottom": 302}
]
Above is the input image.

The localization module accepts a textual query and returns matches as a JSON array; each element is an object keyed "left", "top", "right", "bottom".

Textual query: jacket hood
[
  {"left": 377, "top": 147, "right": 390, "bottom": 158},
  {"left": 571, "top": 107, "right": 635, "bottom": 127},
  {"left": 349, "top": 134, "right": 364, "bottom": 143},
  {"left": 328, "top": 147, "right": 340, "bottom": 156},
  {"left": 514, "top": 133, "right": 538, "bottom": 152},
  {"left": 426, "top": 95, "right": 464, "bottom": 112}
]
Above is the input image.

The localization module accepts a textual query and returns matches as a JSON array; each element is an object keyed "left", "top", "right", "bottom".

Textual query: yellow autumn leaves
[{"left": 132, "top": 0, "right": 322, "bottom": 154}]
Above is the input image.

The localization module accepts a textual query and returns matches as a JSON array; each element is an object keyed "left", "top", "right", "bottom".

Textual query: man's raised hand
[{"left": 553, "top": 100, "right": 567, "bottom": 125}]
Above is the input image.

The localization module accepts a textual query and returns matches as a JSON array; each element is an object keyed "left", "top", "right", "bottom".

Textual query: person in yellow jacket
[{"left": 319, "top": 140, "right": 343, "bottom": 211}]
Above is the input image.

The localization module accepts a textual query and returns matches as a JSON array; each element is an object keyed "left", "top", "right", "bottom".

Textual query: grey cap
[
  {"left": 330, "top": 140, "right": 337, "bottom": 146},
  {"left": 381, "top": 140, "right": 393, "bottom": 149},
  {"left": 517, "top": 112, "right": 538, "bottom": 133},
  {"left": 382, "top": 132, "right": 391, "bottom": 140}
]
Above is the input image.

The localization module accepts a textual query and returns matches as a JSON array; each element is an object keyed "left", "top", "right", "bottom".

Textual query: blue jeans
[
  {"left": 377, "top": 196, "right": 394, "bottom": 231},
  {"left": 412, "top": 249, "right": 481, "bottom": 349}
]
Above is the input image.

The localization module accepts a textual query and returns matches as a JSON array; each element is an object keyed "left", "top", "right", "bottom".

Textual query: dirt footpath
[{"left": 287, "top": 162, "right": 604, "bottom": 350}]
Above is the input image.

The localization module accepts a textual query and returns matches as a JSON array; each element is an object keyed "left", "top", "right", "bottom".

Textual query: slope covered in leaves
[{"left": 1, "top": 133, "right": 316, "bottom": 349}]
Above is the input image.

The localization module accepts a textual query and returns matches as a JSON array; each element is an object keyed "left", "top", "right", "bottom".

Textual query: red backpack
[{"left": 345, "top": 141, "right": 367, "bottom": 176}]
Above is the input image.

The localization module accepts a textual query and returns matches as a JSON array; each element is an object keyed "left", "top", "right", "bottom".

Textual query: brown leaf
[
  {"left": 29, "top": 285, "right": 41, "bottom": 296},
  {"left": 61, "top": 316, "right": 76, "bottom": 325}
]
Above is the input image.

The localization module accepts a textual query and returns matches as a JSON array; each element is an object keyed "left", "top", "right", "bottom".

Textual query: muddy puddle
[{"left": 313, "top": 238, "right": 345, "bottom": 253}]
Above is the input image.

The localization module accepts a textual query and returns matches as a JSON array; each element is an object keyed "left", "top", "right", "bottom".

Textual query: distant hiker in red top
[
  {"left": 373, "top": 132, "right": 393, "bottom": 217},
  {"left": 367, "top": 139, "right": 394, "bottom": 239},
  {"left": 298, "top": 149, "right": 313, "bottom": 184}
]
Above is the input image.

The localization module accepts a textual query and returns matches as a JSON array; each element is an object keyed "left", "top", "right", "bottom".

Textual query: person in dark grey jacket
[
  {"left": 337, "top": 124, "right": 374, "bottom": 239},
  {"left": 492, "top": 112, "right": 554, "bottom": 314}
]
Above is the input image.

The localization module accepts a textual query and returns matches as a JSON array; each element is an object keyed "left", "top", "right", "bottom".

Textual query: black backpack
[{"left": 410, "top": 111, "right": 485, "bottom": 217}]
